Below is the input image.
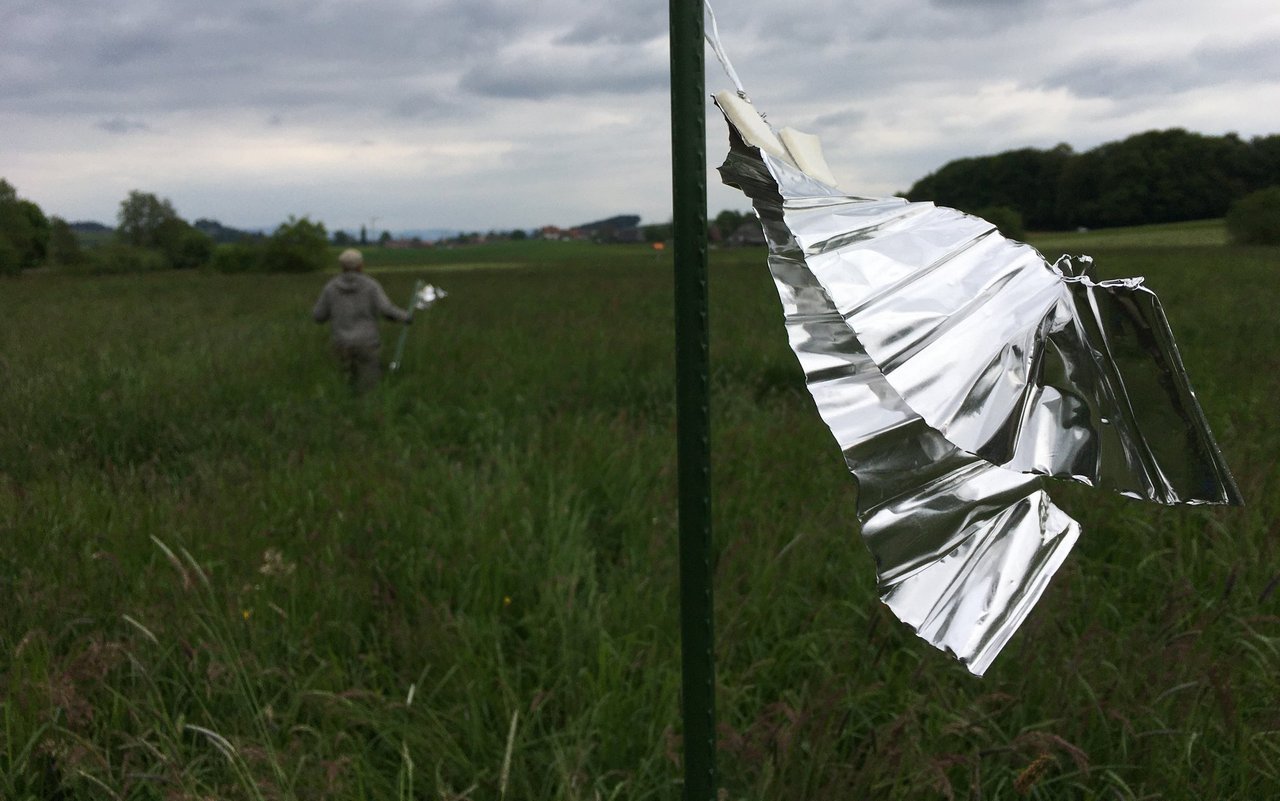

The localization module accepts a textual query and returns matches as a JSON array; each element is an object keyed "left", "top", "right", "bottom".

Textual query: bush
[
  {"left": 0, "top": 237, "right": 20, "bottom": 276},
  {"left": 1, "top": 179, "right": 50, "bottom": 272},
  {"left": 212, "top": 218, "right": 327, "bottom": 273},
  {"left": 154, "top": 218, "right": 214, "bottom": 269},
  {"left": 106, "top": 189, "right": 214, "bottom": 270},
  {"left": 116, "top": 190, "right": 178, "bottom": 248},
  {"left": 211, "top": 242, "right": 265, "bottom": 273},
  {"left": 976, "top": 205, "right": 1026, "bottom": 240},
  {"left": 1226, "top": 186, "right": 1280, "bottom": 245},
  {"left": 264, "top": 216, "right": 328, "bottom": 273},
  {"left": 84, "top": 243, "right": 169, "bottom": 274},
  {"left": 47, "top": 217, "right": 85, "bottom": 267}
]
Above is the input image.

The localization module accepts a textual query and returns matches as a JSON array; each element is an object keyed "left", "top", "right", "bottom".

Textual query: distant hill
[
  {"left": 194, "top": 218, "right": 264, "bottom": 243},
  {"left": 68, "top": 221, "right": 114, "bottom": 247},
  {"left": 571, "top": 214, "right": 642, "bottom": 243},
  {"left": 573, "top": 214, "right": 640, "bottom": 233},
  {"left": 69, "top": 221, "right": 112, "bottom": 234}
]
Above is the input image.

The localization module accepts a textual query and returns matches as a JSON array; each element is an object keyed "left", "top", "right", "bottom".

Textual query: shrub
[
  {"left": 0, "top": 180, "right": 50, "bottom": 272},
  {"left": 1226, "top": 186, "right": 1280, "bottom": 245},
  {"left": 116, "top": 190, "right": 178, "bottom": 248},
  {"left": 211, "top": 242, "right": 265, "bottom": 273},
  {"left": 0, "top": 238, "right": 20, "bottom": 276},
  {"left": 154, "top": 219, "right": 214, "bottom": 269},
  {"left": 264, "top": 216, "right": 328, "bottom": 272},
  {"left": 84, "top": 243, "right": 169, "bottom": 274},
  {"left": 46, "top": 217, "right": 85, "bottom": 267},
  {"left": 108, "top": 190, "right": 214, "bottom": 269}
]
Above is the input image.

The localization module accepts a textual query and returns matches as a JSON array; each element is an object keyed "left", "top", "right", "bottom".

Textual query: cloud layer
[{"left": 2, "top": 0, "right": 1276, "bottom": 231}]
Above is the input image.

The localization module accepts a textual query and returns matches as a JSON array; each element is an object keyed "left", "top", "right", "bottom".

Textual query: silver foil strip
[
  {"left": 786, "top": 192, "right": 1241, "bottom": 505},
  {"left": 414, "top": 284, "right": 448, "bottom": 310},
  {"left": 716, "top": 103, "right": 1240, "bottom": 675}
]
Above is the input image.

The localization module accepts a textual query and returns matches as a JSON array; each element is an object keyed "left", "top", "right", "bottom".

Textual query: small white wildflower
[{"left": 258, "top": 548, "right": 296, "bottom": 577}]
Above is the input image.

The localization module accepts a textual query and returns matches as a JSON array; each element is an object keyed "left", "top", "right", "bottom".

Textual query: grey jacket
[{"left": 312, "top": 272, "right": 410, "bottom": 347}]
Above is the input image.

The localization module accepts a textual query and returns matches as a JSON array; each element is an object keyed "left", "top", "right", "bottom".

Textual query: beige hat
[{"left": 338, "top": 248, "right": 364, "bottom": 271}]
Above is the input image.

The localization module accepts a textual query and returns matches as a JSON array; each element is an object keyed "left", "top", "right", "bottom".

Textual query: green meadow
[{"left": 2, "top": 222, "right": 1278, "bottom": 799}]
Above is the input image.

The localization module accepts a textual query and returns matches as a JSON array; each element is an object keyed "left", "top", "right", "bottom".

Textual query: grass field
[
  {"left": 2, "top": 222, "right": 1278, "bottom": 799},
  {"left": 1028, "top": 218, "right": 1230, "bottom": 251}
]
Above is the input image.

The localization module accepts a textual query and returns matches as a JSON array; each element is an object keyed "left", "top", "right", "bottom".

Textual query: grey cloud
[
  {"left": 727, "top": 0, "right": 1031, "bottom": 61},
  {"left": 3, "top": 0, "right": 1275, "bottom": 230},
  {"left": 96, "top": 117, "right": 151, "bottom": 134},
  {"left": 811, "top": 107, "right": 868, "bottom": 130},
  {"left": 0, "top": 0, "right": 542, "bottom": 115},
  {"left": 0, "top": 1, "right": 694, "bottom": 118},
  {"left": 1047, "top": 38, "right": 1280, "bottom": 100},
  {"left": 1047, "top": 60, "right": 1182, "bottom": 101},
  {"left": 93, "top": 31, "right": 172, "bottom": 67},
  {"left": 236, "top": 5, "right": 288, "bottom": 27},
  {"left": 386, "top": 91, "right": 472, "bottom": 121},
  {"left": 459, "top": 48, "right": 666, "bottom": 99},
  {"left": 1195, "top": 38, "right": 1280, "bottom": 81},
  {"left": 555, "top": 6, "right": 667, "bottom": 46},
  {"left": 929, "top": 0, "right": 1037, "bottom": 7}
]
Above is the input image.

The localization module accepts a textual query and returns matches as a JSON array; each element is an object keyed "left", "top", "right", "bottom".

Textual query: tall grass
[{"left": 2, "top": 229, "right": 1277, "bottom": 799}]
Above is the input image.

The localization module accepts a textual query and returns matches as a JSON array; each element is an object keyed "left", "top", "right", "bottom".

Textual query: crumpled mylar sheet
[
  {"left": 714, "top": 93, "right": 1242, "bottom": 675},
  {"left": 414, "top": 284, "right": 448, "bottom": 311}
]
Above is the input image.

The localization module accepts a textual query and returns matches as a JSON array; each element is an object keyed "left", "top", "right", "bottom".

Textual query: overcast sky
[{"left": 3, "top": 0, "right": 1278, "bottom": 234}]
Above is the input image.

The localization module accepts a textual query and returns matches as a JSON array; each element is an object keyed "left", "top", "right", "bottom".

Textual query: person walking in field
[{"left": 312, "top": 248, "right": 411, "bottom": 392}]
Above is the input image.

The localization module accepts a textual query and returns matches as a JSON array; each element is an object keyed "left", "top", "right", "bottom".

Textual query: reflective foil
[
  {"left": 414, "top": 284, "right": 448, "bottom": 310},
  {"left": 716, "top": 100, "right": 1241, "bottom": 675}
]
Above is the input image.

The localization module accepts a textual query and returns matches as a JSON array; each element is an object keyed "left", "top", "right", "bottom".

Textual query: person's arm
[{"left": 374, "top": 283, "right": 411, "bottom": 323}]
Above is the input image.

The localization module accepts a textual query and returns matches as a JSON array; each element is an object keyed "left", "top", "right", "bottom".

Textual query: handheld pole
[
  {"left": 669, "top": 2, "right": 716, "bottom": 799},
  {"left": 389, "top": 279, "right": 425, "bottom": 373}
]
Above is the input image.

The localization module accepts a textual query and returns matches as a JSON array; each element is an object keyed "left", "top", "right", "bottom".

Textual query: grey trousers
[{"left": 333, "top": 342, "right": 381, "bottom": 393}]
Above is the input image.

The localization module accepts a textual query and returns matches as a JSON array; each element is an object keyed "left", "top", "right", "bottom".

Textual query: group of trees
[
  {"left": 112, "top": 190, "right": 215, "bottom": 270},
  {"left": 906, "top": 129, "right": 1280, "bottom": 233},
  {"left": 0, "top": 179, "right": 332, "bottom": 275},
  {"left": 212, "top": 217, "right": 328, "bottom": 273},
  {"left": 114, "top": 191, "right": 330, "bottom": 273},
  {"left": 1, "top": 180, "right": 92, "bottom": 274},
  {"left": 438, "top": 229, "right": 528, "bottom": 246},
  {"left": 1, "top": 180, "right": 52, "bottom": 275},
  {"left": 332, "top": 228, "right": 374, "bottom": 247}
]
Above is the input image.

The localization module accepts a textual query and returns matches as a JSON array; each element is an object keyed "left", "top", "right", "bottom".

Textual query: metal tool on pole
[
  {"left": 670, "top": 1, "right": 716, "bottom": 799},
  {"left": 389, "top": 280, "right": 447, "bottom": 373}
]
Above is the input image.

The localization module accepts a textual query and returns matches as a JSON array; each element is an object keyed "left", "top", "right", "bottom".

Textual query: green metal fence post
[{"left": 669, "top": 2, "right": 716, "bottom": 799}]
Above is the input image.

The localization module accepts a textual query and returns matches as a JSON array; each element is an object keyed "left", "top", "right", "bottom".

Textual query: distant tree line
[
  {"left": 433, "top": 229, "right": 531, "bottom": 246},
  {"left": 639, "top": 209, "right": 757, "bottom": 245},
  {"left": 906, "top": 128, "right": 1280, "bottom": 231},
  {"left": 0, "top": 179, "right": 332, "bottom": 275}
]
